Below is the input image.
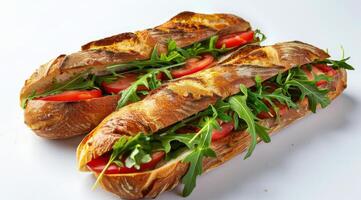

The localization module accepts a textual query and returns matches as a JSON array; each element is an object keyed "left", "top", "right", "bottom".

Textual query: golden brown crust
[
  {"left": 25, "top": 95, "right": 119, "bottom": 139},
  {"left": 77, "top": 41, "right": 330, "bottom": 169},
  {"left": 20, "top": 12, "right": 250, "bottom": 100},
  {"left": 86, "top": 69, "right": 347, "bottom": 200},
  {"left": 20, "top": 11, "right": 251, "bottom": 139}
]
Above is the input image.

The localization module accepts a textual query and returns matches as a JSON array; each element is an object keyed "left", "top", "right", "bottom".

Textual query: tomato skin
[
  {"left": 102, "top": 73, "right": 148, "bottom": 94},
  {"left": 211, "top": 122, "right": 234, "bottom": 142},
  {"left": 175, "top": 122, "right": 234, "bottom": 142},
  {"left": 215, "top": 31, "right": 254, "bottom": 49},
  {"left": 316, "top": 79, "right": 328, "bottom": 87},
  {"left": 314, "top": 64, "right": 337, "bottom": 76},
  {"left": 257, "top": 110, "right": 274, "bottom": 119},
  {"left": 303, "top": 64, "right": 336, "bottom": 87},
  {"left": 36, "top": 89, "right": 102, "bottom": 102},
  {"left": 171, "top": 54, "right": 214, "bottom": 78},
  {"left": 257, "top": 103, "right": 288, "bottom": 119},
  {"left": 87, "top": 151, "right": 165, "bottom": 174}
]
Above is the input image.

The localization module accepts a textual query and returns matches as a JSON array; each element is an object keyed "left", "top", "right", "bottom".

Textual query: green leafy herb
[
  {"left": 157, "top": 134, "right": 196, "bottom": 154},
  {"left": 286, "top": 79, "right": 330, "bottom": 112},
  {"left": 320, "top": 57, "right": 355, "bottom": 70},
  {"left": 228, "top": 84, "right": 269, "bottom": 159},
  {"left": 181, "top": 116, "right": 219, "bottom": 196},
  {"left": 107, "top": 35, "right": 231, "bottom": 72},
  {"left": 125, "top": 144, "right": 152, "bottom": 169},
  {"left": 247, "top": 75, "right": 297, "bottom": 119},
  {"left": 254, "top": 29, "right": 267, "bottom": 43},
  {"left": 116, "top": 62, "right": 183, "bottom": 109},
  {"left": 111, "top": 30, "right": 269, "bottom": 109},
  {"left": 278, "top": 68, "right": 330, "bottom": 113},
  {"left": 316, "top": 46, "right": 354, "bottom": 70},
  {"left": 92, "top": 51, "right": 353, "bottom": 197},
  {"left": 92, "top": 133, "right": 151, "bottom": 189},
  {"left": 22, "top": 70, "right": 97, "bottom": 108}
]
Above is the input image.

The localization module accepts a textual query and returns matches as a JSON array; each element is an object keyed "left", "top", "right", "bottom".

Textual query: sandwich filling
[
  {"left": 87, "top": 57, "right": 353, "bottom": 196},
  {"left": 22, "top": 30, "right": 263, "bottom": 109}
]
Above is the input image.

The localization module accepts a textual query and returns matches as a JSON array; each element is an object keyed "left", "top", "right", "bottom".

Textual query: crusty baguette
[
  {"left": 21, "top": 11, "right": 251, "bottom": 139},
  {"left": 93, "top": 68, "right": 346, "bottom": 200},
  {"left": 24, "top": 95, "right": 119, "bottom": 139},
  {"left": 77, "top": 41, "right": 329, "bottom": 170}
]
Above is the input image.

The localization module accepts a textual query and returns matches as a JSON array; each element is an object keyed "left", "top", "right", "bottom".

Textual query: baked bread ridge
[
  {"left": 91, "top": 69, "right": 347, "bottom": 200},
  {"left": 76, "top": 41, "right": 329, "bottom": 168},
  {"left": 25, "top": 95, "right": 119, "bottom": 139},
  {"left": 21, "top": 11, "right": 251, "bottom": 139},
  {"left": 20, "top": 11, "right": 250, "bottom": 102}
]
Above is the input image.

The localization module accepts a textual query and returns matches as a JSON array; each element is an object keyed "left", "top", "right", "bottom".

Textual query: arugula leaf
[
  {"left": 228, "top": 86, "right": 256, "bottom": 158},
  {"left": 94, "top": 74, "right": 123, "bottom": 86},
  {"left": 228, "top": 84, "right": 269, "bottom": 159},
  {"left": 22, "top": 70, "right": 97, "bottom": 108},
  {"left": 157, "top": 134, "right": 196, "bottom": 153},
  {"left": 247, "top": 91, "right": 270, "bottom": 115},
  {"left": 107, "top": 35, "right": 230, "bottom": 72},
  {"left": 24, "top": 30, "right": 268, "bottom": 109},
  {"left": 263, "top": 88, "right": 298, "bottom": 109},
  {"left": 254, "top": 29, "right": 267, "bottom": 43},
  {"left": 92, "top": 133, "right": 151, "bottom": 189},
  {"left": 272, "top": 67, "right": 332, "bottom": 113},
  {"left": 116, "top": 62, "right": 184, "bottom": 109},
  {"left": 125, "top": 144, "right": 152, "bottom": 169},
  {"left": 282, "top": 68, "right": 330, "bottom": 112},
  {"left": 320, "top": 57, "right": 354, "bottom": 70},
  {"left": 108, "top": 29, "right": 266, "bottom": 73},
  {"left": 182, "top": 146, "right": 216, "bottom": 196},
  {"left": 255, "top": 123, "right": 270, "bottom": 143},
  {"left": 181, "top": 117, "right": 219, "bottom": 196},
  {"left": 285, "top": 79, "right": 330, "bottom": 112}
]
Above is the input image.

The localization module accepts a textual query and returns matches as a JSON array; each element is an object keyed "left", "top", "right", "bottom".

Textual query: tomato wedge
[
  {"left": 175, "top": 122, "right": 234, "bottom": 142},
  {"left": 87, "top": 151, "right": 165, "bottom": 174},
  {"left": 102, "top": 73, "right": 148, "bottom": 94},
  {"left": 302, "top": 64, "right": 335, "bottom": 87},
  {"left": 316, "top": 79, "right": 328, "bottom": 87},
  {"left": 215, "top": 31, "right": 254, "bottom": 49},
  {"left": 36, "top": 89, "right": 102, "bottom": 102},
  {"left": 257, "top": 102, "right": 288, "bottom": 119},
  {"left": 211, "top": 122, "right": 234, "bottom": 142},
  {"left": 314, "top": 64, "right": 336, "bottom": 76},
  {"left": 171, "top": 54, "right": 214, "bottom": 78}
]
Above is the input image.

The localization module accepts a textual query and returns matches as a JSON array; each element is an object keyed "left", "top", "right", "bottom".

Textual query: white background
[{"left": 0, "top": 0, "right": 360, "bottom": 199}]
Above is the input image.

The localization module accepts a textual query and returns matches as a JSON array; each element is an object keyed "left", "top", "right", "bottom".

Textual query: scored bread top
[
  {"left": 77, "top": 41, "right": 329, "bottom": 170},
  {"left": 20, "top": 11, "right": 251, "bottom": 103}
]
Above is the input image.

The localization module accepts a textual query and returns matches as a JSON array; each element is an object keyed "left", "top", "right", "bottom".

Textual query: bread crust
[
  {"left": 80, "top": 68, "right": 346, "bottom": 200},
  {"left": 77, "top": 41, "right": 330, "bottom": 169},
  {"left": 25, "top": 95, "right": 119, "bottom": 139},
  {"left": 21, "top": 12, "right": 251, "bottom": 139}
]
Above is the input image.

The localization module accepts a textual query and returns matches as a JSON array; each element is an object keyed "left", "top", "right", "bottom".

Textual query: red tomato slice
[
  {"left": 313, "top": 64, "right": 336, "bottom": 76},
  {"left": 211, "top": 122, "right": 234, "bottom": 142},
  {"left": 87, "top": 151, "right": 165, "bottom": 174},
  {"left": 102, "top": 73, "right": 148, "bottom": 94},
  {"left": 257, "top": 102, "right": 288, "bottom": 119},
  {"left": 171, "top": 54, "right": 214, "bottom": 78},
  {"left": 215, "top": 31, "right": 254, "bottom": 49},
  {"left": 316, "top": 79, "right": 328, "bottom": 87},
  {"left": 303, "top": 64, "right": 335, "bottom": 87},
  {"left": 302, "top": 65, "right": 324, "bottom": 80},
  {"left": 36, "top": 89, "right": 102, "bottom": 102},
  {"left": 156, "top": 72, "right": 164, "bottom": 80}
]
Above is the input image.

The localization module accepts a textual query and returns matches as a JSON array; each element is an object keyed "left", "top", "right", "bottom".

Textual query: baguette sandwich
[
  {"left": 20, "top": 11, "right": 260, "bottom": 139},
  {"left": 76, "top": 40, "right": 354, "bottom": 199}
]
